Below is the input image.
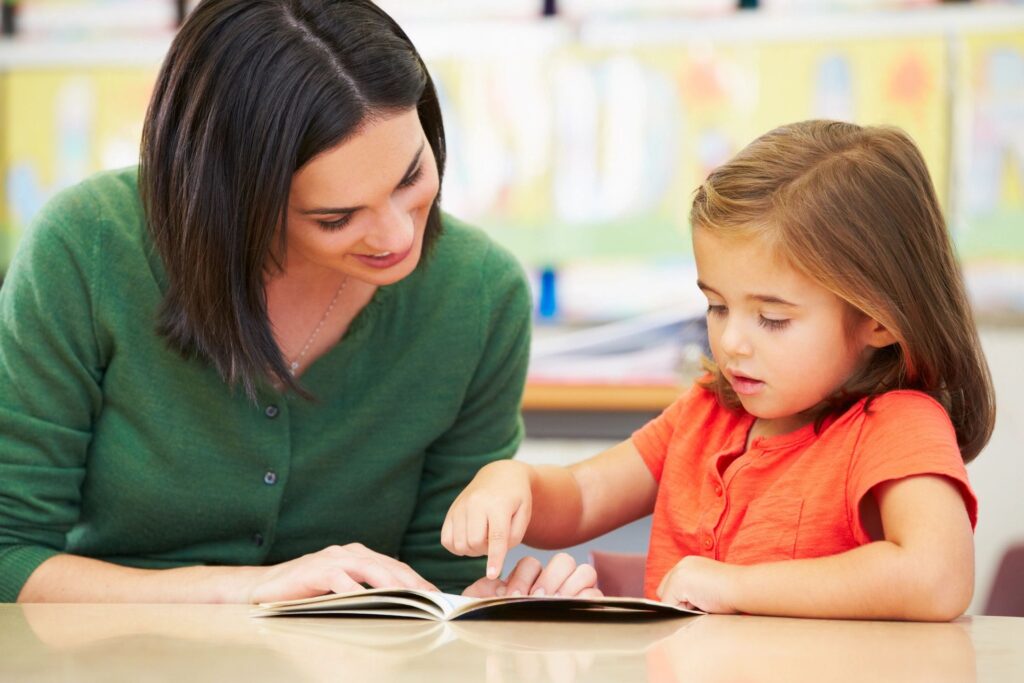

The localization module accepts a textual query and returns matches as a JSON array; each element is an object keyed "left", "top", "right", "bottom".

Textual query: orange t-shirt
[{"left": 631, "top": 384, "right": 977, "bottom": 600}]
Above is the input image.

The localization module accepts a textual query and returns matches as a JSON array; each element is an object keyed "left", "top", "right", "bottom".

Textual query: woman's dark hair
[{"left": 140, "top": 0, "right": 446, "bottom": 398}]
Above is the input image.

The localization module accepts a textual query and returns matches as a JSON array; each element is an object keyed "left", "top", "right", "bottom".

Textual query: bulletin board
[
  {"left": 1, "top": 67, "right": 154, "bottom": 263},
  {"left": 430, "top": 35, "right": 949, "bottom": 267}
]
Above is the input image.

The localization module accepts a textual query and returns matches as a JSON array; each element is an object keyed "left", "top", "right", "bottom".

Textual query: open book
[{"left": 253, "top": 588, "right": 701, "bottom": 621}]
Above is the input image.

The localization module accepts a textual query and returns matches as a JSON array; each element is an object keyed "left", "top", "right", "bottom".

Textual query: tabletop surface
[{"left": 1, "top": 604, "right": 1022, "bottom": 682}]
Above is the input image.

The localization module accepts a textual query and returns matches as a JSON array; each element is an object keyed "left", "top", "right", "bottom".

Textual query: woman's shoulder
[
  {"left": 13, "top": 167, "right": 141, "bottom": 262},
  {"left": 419, "top": 214, "right": 528, "bottom": 298},
  {"left": 434, "top": 214, "right": 523, "bottom": 276},
  {"left": 30, "top": 166, "right": 143, "bottom": 244}
]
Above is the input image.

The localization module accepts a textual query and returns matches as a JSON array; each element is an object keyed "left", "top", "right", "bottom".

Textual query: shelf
[{"left": 522, "top": 381, "right": 683, "bottom": 412}]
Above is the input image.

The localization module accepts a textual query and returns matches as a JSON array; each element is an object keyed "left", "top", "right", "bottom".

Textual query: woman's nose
[{"left": 365, "top": 203, "right": 414, "bottom": 253}]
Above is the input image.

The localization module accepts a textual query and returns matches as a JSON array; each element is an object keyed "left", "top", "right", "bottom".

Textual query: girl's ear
[{"left": 863, "top": 319, "right": 899, "bottom": 349}]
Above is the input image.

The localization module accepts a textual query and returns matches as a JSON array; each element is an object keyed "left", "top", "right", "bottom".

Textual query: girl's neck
[{"left": 746, "top": 413, "right": 814, "bottom": 449}]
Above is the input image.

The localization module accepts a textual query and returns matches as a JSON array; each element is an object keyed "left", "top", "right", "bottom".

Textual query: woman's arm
[
  {"left": 658, "top": 474, "right": 974, "bottom": 621},
  {"left": 19, "top": 543, "right": 437, "bottom": 603}
]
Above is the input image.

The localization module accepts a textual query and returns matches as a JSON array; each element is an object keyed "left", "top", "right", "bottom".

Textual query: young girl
[{"left": 442, "top": 120, "right": 995, "bottom": 620}]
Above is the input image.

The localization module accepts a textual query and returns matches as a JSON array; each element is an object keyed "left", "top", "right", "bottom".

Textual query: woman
[{"left": 0, "top": 0, "right": 591, "bottom": 603}]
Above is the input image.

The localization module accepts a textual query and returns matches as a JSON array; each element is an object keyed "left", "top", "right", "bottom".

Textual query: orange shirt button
[
  {"left": 703, "top": 536, "right": 714, "bottom": 550},
  {"left": 714, "top": 484, "right": 723, "bottom": 496}
]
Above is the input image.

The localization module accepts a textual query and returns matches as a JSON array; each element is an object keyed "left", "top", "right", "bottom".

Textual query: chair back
[
  {"left": 985, "top": 542, "right": 1024, "bottom": 616},
  {"left": 590, "top": 550, "right": 646, "bottom": 598}
]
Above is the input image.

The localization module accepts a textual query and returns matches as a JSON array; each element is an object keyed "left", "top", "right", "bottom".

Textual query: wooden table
[{"left": 1, "top": 604, "right": 1021, "bottom": 682}]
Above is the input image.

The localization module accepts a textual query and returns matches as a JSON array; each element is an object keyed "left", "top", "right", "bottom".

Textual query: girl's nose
[{"left": 719, "top": 318, "right": 753, "bottom": 358}]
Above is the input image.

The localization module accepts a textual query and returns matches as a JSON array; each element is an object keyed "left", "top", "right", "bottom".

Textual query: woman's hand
[
  {"left": 463, "top": 554, "right": 602, "bottom": 599},
  {"left": 442, "top": 460, "right": 534, "bottom": 580},
  {"left": 245, "top": 543, "right": 436, "bottom": 604},
  {"left": 656, "top": 556, "right": 740, "bottom": 613}
]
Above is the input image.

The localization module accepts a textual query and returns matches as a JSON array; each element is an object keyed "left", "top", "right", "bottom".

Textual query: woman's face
[{"left": 283, "top": 108, "right": 440, "bottom": 286}]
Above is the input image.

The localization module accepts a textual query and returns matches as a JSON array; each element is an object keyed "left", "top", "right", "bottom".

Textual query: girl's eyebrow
[
  {"left": 696, "top": 280, "right": 798, "bottom": 307},
  {"left": 300, "top": 142, "right": 426, "bottom": 216}
]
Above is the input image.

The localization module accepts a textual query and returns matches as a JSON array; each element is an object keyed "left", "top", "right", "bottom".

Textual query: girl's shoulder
[
  {"left": 854, "top": 389, "right": 953, "bottom": 427},
  {"left": 845, "top": 389, "right": 959, "bottom": 455}
]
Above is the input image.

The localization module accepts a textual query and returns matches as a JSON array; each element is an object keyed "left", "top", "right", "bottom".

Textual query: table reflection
[
  {"left": 646, "top": 614, "right": 976, "bottom": 683},
  {"left": 5, "top": 604, "right": 982, "bottom": 683}
]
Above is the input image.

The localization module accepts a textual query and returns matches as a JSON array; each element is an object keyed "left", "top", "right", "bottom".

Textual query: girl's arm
[
  {"left": 532, "top": 438, "right": 659, "bottom": 547},
  {"left": 659, "top": 474, "right": 974, "bottom": 621},
  {"left": 442, "top": 438, "right": 658, "bottom": 580}
]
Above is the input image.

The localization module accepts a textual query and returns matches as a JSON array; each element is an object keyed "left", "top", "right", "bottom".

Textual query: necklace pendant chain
[{"left": 288, "top": 276, "right": 348, "bottom": 376}]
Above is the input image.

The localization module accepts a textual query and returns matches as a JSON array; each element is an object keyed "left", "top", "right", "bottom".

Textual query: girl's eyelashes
[
  {"left": 317, "top": 214, "right": 353, "bottom": 231},
  {"left": 706, "top": 304, "right": 790, "bottom": 331},
  {"left": 758, "top": 316, "right": 790, "bottom": 331},
  {"left": 397, "top": 165, "right": 423, "bottom": 190}
]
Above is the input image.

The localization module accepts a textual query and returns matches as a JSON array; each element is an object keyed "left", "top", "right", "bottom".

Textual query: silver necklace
[{"left": 288, "top": 276, "right": 349, "bottom": 375}]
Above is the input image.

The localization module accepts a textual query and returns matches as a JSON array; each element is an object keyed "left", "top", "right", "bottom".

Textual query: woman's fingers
[
  {"left": 329, "top": 544, "right": 436, "bottom": 591},
  {"left": 462, "top": 576, "right": 505, "bottom": 599},
  {"left": 528, "top": 552, "right": 578, "bottom": 596},
  {"left": 323, "top": 571, "right": 365, "bottom": 596},
  {"left": 504, "top": 556, "right": 543, "bottom": 597},
  {"left": 550, "top": 562, "right": 598, "bottom": 598}
]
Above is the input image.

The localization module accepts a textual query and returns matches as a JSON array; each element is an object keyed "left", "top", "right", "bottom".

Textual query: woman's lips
[
  {"left": 729, "top": 372, "right": 765, "bottom": 396},
  {"left": 353, "top": 247, "right": 412, "bottom": 269}
]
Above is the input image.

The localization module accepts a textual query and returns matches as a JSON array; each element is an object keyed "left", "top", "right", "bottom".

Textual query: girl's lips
[
  {"left": 729, "top": 373, "right": 765, "bottom": 396},
  {"left": 353, "top": 247, "right": 412, "bottom": 269}
]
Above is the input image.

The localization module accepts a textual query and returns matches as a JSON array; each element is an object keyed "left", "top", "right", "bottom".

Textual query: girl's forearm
[
  {"left": 521, "top": 439, "right": 658, "bottom": 550},
  {"left": 730, "top": 541, "right": 973, "bottom": 621},
  {"left": 19, "top": 554, "right": 264, "bottom": 603},
  {"left": 521, "top": 464, "right": 586, "bottom": 549}
]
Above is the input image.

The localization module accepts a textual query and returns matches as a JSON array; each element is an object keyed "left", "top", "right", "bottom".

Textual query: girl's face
[
  {"left": 693, "top": 226, "right": 885, "bottom": 437},
  {"left": 282, "top": 108, "right": 440, "bottom": 285}
]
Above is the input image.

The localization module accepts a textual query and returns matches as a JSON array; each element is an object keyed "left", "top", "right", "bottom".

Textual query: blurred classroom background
[{"left": 0, "top": 0, "right": 1021, "bottom": 614}]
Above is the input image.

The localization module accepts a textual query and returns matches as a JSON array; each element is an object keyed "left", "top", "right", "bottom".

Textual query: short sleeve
[
  {"left": 631, "top": 382, "right": 710, "bottom": 482},
  {"left": 847, "top": 391, "right": 977, "bottom": 542}
]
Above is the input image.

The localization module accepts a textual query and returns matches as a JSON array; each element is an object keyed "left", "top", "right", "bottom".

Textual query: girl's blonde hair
[{"left": 691, "top": 119, "right": 994, "bottom": 462}]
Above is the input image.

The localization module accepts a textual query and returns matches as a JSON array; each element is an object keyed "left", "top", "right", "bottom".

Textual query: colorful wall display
[
  {"left": 951, "top": 30, "right": 1024, "bottom": 314},
  {"left": 0, "top": 67, "right": 154, "bottom": 264},
  {"left": 0, "top": 14, "right": 1021, "bottom": 317},
  {"left": 430, "top": 35, "right": 949, "bottom": 267}
]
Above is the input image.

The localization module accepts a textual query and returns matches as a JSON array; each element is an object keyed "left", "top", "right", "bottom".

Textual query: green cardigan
[{"left": 0, "top": 167, "right": 531, "bottom": 600}]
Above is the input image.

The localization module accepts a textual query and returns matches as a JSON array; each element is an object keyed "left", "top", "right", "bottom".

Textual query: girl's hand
[
  {"left": 246, "top": 543, "right": 437, "bottom": 604},
  {"left": 656, "top": 556, "right": 741, "bottom": 613},
  {"left": 442, "top": 460, "right": 534, "bottom": 581},
  {"left": 463, "top": 554, "right": 602, "bottom": 599}
]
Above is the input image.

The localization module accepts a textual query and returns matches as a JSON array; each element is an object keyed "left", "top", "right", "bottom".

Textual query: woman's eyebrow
[{"left": 300, "top": 142, "right": 426, "bottom": 216}]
